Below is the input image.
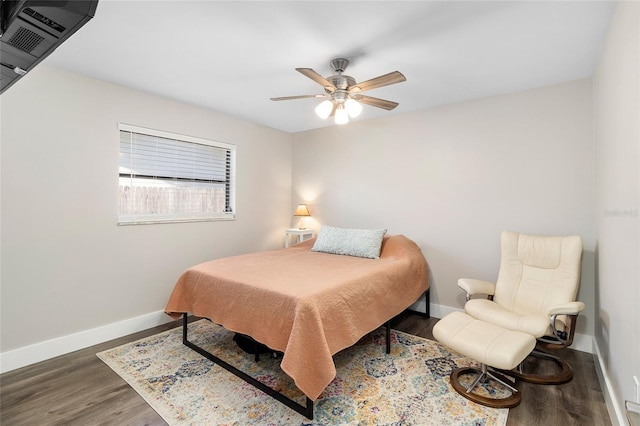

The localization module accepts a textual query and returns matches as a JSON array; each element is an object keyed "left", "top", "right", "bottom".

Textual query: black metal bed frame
[
  {"left": 180, "top": 288, "right": 429, "bottom": 420},
  {"left": 181, "top": 313, "right": 391, "bottom": 420}
]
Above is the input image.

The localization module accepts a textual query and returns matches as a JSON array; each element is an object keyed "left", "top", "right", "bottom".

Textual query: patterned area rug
[{"left": 97, "top": 320, "right": 508, "bottom": 425}]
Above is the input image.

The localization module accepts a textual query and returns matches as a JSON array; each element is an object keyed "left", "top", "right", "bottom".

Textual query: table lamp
[{"left": 293, "top": 204, "right": 311, "bottom": 229}]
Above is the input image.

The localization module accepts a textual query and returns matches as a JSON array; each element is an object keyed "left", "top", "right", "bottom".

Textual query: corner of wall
[{"left": 593, "top": 338, "right": 627, "bottom": 426}]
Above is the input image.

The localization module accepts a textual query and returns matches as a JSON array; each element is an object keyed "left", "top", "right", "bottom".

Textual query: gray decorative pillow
[{"left": 311, "top": 225, "right": 387, "bottom": 259}]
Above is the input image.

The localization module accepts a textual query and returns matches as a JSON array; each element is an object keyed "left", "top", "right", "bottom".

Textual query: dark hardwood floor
[{"left": 0, "top": 313, "right": 611, "bottom": 425}]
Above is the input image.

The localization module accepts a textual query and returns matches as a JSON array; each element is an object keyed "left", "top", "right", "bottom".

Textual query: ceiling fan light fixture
[
  {"left": 335, "top": 104, "right": 349, "bottom": 125},
  {"left": 315, "top": 100, "right": 333, "bottom": 120},
  {"left": 345, "top": 98, "right": 363, "bottom": 118},
  {"left": 274, "top": 58, "right": 406, "bottom": 126}
]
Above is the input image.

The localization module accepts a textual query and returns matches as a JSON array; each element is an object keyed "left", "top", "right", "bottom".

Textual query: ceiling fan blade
[
  {"left": 270, "top": 94, "right": 326, "bottom": 101},
  {"left": 349, "top": 71, "right": 406, "bottom": 93},
  {"left": 356, "top": 95, "right": 399, "bottom": 111},
  {"left": 296, "top": 68, "right": 336, "bottom": 92}
]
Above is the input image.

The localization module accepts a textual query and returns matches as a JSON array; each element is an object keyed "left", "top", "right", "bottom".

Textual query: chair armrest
[
  {"left": 540, "top": 302, "right": 585, "bottom": 346},
  {"left": 547, "top": 302, "right": 585, "bottom": 316},
  {"left": 458, "top": 278, "right": 496, "bottom": 297}
]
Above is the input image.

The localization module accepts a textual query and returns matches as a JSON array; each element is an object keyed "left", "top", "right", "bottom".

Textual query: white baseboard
[
  {"left": 593, "top": 338, "right": 627, "bottom": 426},
  {"left": 0, "top": 310, "right": 174, "bottom": 374},
  {"left": 428, "top": 302, "right": 461, "bottom": 320},
  {"left": 569, "top": 332, "right": 593, "bottom": 354},
  {"left": 0, "top": 302, "right": 598, "bottom": 374},
  {"left": 408, "top": 299, "right": 462, "bottom": 319}
]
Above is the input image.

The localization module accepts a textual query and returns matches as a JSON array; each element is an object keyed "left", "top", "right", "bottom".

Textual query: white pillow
[{"left": 311, "top": 225, "right": 387, "bottom": 259}]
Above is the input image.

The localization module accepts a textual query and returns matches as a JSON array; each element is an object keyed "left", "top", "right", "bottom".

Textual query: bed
[{"left": 164, "top": 232, "right": 429, "bottom": 419}]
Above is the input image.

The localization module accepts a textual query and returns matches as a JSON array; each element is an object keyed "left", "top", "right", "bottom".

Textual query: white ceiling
[{"left": 43, "top": 0, "right": 617, "bottom": 133}]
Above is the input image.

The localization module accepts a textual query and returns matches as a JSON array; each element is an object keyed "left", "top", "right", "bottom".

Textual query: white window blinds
[{"left": 118, "top": 124, "right": 236, "bottom": 224}]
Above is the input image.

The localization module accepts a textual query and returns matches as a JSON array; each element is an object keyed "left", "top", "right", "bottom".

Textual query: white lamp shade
[
  {"left": 315, "top": 100, "right": 333, "bottom": 120},
  {"left": 345, "top": 99, "right": 362, "bottom": 118},
  {"left": 293, "top": 204, "right": 311, "bottom": 216},
  {"left": 335, "top": 105, "right": 349, "bottom": 124}
]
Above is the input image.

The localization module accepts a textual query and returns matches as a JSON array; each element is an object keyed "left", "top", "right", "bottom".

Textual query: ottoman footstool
[{"left": 433, "top": 311, "right": 536, "bottom": 408}]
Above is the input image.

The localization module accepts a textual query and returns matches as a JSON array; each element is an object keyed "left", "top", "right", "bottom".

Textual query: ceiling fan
[{"left": 270, "top": 58, "right": 406, "bottom": 125}]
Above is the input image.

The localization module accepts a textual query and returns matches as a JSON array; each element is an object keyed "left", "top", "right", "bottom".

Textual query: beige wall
[
  {"left": 2, "top": 22, "right": 635, "bottom": 424},
  {"left": 0, "top": 65, "right": 293, "bottom": 353},
  {"left": 292, "top": 79, "right": 596, "bottom": 338},
  {"left": 593, "top": 0, "right": 640, "bottom": 422}
]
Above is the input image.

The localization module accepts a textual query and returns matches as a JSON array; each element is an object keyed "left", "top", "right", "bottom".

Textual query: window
[{"left": 118, "top": 124, "right": 235, "bottom": 225}]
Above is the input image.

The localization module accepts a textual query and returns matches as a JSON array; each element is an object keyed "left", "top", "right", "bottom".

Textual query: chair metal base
[
  {"left": 450, "top": 364, "right": 522, "bottom": 408},
  {"left": 504, "top": 349, "right": 573, "bottom": 385}
]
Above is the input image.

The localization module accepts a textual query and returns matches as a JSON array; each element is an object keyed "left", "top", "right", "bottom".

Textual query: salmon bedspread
[{"left": 164, "top": 234, "right": 429, "bottom": 400}]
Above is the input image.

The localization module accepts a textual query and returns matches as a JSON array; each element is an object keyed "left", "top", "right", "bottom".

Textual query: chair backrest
[{"left": 493, "top": 231, "right": 582, "bottom": 317}]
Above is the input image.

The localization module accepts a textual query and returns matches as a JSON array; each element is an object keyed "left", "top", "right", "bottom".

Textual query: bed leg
[
  {"left": 305, "top": 397, "right": 314, "bottom": 419},
  {"left": 182, "top": 313, "right": 188, "bottom": 343},
  {"left": 386, "top": 320, "right": 391, "bottom": 354},
  {"left": 425, "top": 289, "right": 430, "bottom": 317}
]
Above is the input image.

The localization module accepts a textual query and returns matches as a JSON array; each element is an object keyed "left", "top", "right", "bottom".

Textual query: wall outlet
[{"left": 634, "top": 375, "right": 640, "bottom": 403}]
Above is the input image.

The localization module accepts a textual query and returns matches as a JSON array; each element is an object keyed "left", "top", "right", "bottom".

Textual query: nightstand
[{"left": 285, "top": 229, "right": 314, "bottom": 248}]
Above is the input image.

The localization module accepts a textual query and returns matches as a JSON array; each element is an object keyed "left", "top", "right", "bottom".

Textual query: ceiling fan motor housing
[
  {"left": 326, "top": 74, "right": 356, "bottom": 98},
  {"left": 327, "top": 59, "right": 355, "bottom": 102}
]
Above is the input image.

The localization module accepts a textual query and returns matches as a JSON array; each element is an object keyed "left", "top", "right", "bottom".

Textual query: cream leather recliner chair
[{"left": 459, "top": 231, "right": 584, "bottom": 384}]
